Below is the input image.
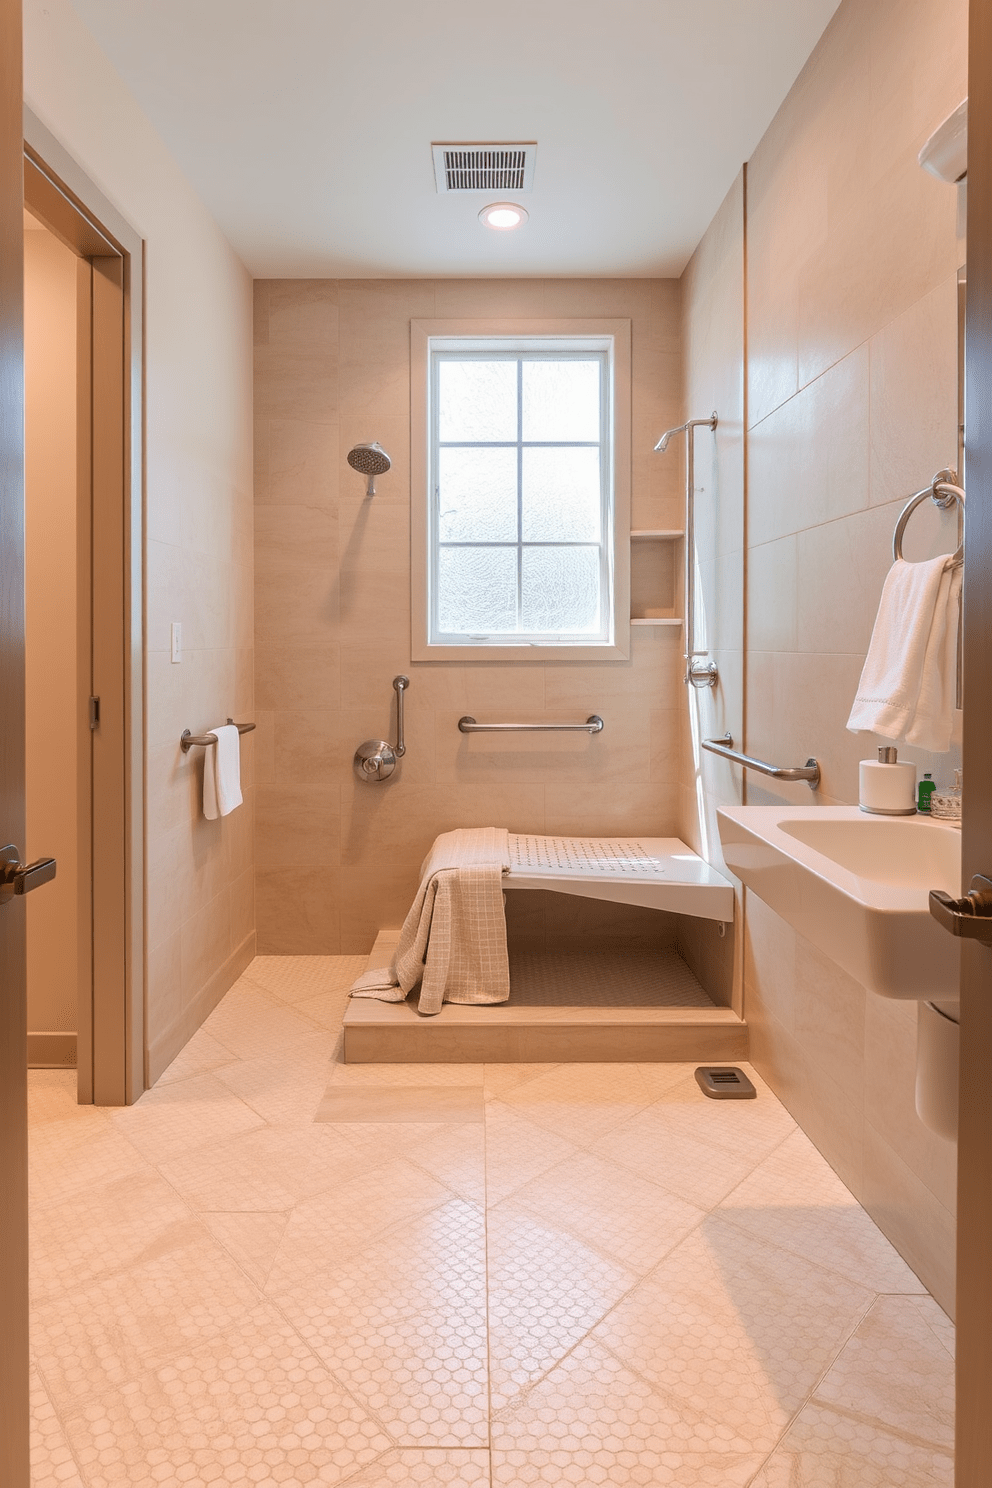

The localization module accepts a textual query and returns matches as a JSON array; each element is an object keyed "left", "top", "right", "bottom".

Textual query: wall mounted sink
[{"left": 717, "top": 805, "right": 962, "bottom": 1000}]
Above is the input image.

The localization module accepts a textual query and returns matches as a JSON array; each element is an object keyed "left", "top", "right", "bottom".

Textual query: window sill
[{"left": 412, "top": 637, "right": 632, "bottom": 663}]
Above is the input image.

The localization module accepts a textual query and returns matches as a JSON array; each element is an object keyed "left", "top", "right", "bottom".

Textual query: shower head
[{"left": 347, "top": 441, "right": 392, "bottom": 496}]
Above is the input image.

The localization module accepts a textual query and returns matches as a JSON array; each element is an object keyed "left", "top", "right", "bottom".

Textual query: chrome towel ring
[{"left": 893, "top": 468, "right": 965, "bottom": 568}]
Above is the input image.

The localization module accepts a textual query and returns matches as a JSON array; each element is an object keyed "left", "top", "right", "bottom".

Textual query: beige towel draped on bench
[{"left": 349, "top": 827, "right": 510, "bottom": 1016}]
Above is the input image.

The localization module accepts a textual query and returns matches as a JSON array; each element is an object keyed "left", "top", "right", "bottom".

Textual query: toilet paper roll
[{"left": 859, "top": 759, "right": 917, "bottom": 815}]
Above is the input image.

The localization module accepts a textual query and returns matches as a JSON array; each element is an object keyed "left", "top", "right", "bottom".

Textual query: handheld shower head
[{"left": 347, "top": 441, "right": 392, "bottom": 496}]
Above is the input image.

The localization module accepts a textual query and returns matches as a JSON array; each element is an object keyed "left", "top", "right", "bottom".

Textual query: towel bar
[
  {"left": 181, "top": 719, "right": 255, "bottom": 753},
  {"left": 458, "top": 715, "right": 604, "bottom": 734}
]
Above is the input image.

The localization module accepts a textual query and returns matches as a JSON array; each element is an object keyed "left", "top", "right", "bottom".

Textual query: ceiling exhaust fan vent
[{"left": 432, "top": 143, "right": 537, "bottom": 194}]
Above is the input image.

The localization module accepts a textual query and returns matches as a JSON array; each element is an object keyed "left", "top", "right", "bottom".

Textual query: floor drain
[{"left": 694, "top": 1066, "right": 757, "bottom": 1100}]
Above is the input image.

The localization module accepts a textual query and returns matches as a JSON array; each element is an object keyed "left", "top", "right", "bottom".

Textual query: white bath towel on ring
[{"left": 846, "top": 555, "right": 961, "bottom": 754}]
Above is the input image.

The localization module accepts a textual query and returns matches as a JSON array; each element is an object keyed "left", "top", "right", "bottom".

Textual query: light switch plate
[{"left": 171, "top": 622, "right": 182, "bottom": 663}]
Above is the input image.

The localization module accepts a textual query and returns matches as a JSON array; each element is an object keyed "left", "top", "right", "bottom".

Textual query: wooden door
[
  {"left": 0, "top": 0, "right": 30, "bottom": 1480},
  {"left": 956, "top": 3, "right": 992, "bottom": 1480}
]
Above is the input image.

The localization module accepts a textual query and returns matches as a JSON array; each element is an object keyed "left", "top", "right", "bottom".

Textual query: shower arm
[{"left": 654, "top": 414, "right": 718, "bottom": 688}]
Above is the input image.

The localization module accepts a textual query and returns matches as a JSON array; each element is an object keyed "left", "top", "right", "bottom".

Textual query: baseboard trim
[
  {"left": 27, "top": 1032, "right": 77, "bottom": 1068},
  {"left": 145, "top": 931, "right": 256, "bottom": 1088}
]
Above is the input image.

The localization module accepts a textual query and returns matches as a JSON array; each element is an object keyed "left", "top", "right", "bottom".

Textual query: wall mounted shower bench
[{"left": 342, "top": 835, "right": 746, "bottom": 1063}]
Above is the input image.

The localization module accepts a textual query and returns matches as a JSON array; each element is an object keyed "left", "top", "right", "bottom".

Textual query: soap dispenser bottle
[
  {"left": 859, "top": 746, "right": 917, "bottom": 816},
  {"left": 918, "top": 773, "right": 936, "bottom": 813}
]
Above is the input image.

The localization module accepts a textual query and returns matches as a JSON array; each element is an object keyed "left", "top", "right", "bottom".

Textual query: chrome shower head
[{"left": 347, "top": 441, "right": 392, "bottom": 496}]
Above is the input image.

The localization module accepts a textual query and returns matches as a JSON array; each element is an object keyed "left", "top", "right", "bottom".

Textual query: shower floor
[
  {"left": 507, "top": 947, "right": 715, "bottom": 1008},
  {"left": 342, "top": 933, "right": 745, "bottom": 1064}
]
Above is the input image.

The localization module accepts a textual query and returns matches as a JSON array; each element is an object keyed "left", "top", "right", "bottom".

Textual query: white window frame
[{"left": 411, "top": 319, "right": 631, "bottom": 662}]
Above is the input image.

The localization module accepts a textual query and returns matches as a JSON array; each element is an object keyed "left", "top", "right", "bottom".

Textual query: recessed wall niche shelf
[{"left": 630, "top": 528, "right": 683, "bottom": 625}]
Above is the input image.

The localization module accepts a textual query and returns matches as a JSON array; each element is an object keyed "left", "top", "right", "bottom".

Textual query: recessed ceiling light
[{"left": 479, "top": 203, "right": 528, "bottom": 231}]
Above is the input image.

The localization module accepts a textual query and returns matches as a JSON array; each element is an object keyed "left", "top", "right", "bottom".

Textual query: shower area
[{"left": 253, "top": 243, "right": 747, "bottom": 1061}]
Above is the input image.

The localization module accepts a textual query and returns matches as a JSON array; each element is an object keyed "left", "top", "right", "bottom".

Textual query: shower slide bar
[
  {"left": 458, "top": 715, "right": 604, "bottom": 734},
  {"left": 180, "top": 719, "right": 256, "bottom": 753},
  {"left": 702, "top": 733, "right": 820, "bottom": 790}
]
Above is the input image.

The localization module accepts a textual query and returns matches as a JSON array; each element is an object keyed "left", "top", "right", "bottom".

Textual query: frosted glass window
[
  {"left": 522, "top": 360, "right": 600, "bottom": 442},
  {"left": 521, "top": 548, "right": 601, "bottom": 633},
  {"left": 429, "top": 340, "right": 613, "bottom": 647},
  {"left": 437, "top": 547, "right": 517, "bottom": 633},
  {"left": 439, "top": 448, "right": 518, "bottom": 542},
  {"left": 438, "top": 360, "right": 517, "bottom": 442},
  {"left": 522, "top": 447, "right": 601, "bottom": 542}
]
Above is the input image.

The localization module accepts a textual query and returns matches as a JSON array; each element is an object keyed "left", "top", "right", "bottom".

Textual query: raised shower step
[{"left": 342, "top": 931, "right": 748, "bottom": 1065}]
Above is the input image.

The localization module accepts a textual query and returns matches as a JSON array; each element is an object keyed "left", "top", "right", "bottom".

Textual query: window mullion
[{"left": 516, "top": 357, "right": 523, "bottom": 634}]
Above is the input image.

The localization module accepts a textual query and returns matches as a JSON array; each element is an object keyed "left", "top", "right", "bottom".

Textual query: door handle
[
  {"left": 929, "top": 874, "right": 992, "bottom": 942},
  {"left": 0, "top": 844, "right": 57, "bottom": 902}
]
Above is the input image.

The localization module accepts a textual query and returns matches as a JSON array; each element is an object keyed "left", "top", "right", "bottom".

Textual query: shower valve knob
[{"left": 354, "top": 740, "right": 397, "bottom": 782}]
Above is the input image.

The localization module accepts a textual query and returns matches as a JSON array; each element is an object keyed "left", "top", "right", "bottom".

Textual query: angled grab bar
[
  {"left": 458, "top": 715, "right": 604, "bottom": 734},
  {"left": 702, "top": 733, "right": 820, "bottom": 790}
]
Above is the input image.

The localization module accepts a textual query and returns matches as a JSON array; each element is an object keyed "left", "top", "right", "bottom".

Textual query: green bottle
[{"left": 918, "top": 773, "right": 936, "bottom": 813}]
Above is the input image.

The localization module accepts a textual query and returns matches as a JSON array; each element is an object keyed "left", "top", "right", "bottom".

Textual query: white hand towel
[
  {"left": 202, "top": 724, "right": 243, "bottom": 820},
  {"left": 846, "top": 555, "right": 961, "bottom": 753}
]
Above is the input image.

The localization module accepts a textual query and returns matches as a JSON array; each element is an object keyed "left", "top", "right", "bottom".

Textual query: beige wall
[
  {"left": 24, "top": 0, "right": 256, "bottom": 1085},
  {"left": 676, "top": 172, "right": 747, "bottom": 1010},
  {"left": 23, "top": 223, "right": 78, "bottom": 1040},
  {"left": 724, "top": 0, "right": 964, "bottom": 1312},
  {"left": 253, "top": 279, "right": 683, "bottom": 953}
]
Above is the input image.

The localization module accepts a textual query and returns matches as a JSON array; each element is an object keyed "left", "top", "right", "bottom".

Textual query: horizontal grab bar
[
  {"left": 702, "top": 733, "right": 820, "bottom": 790},
  {"left": 458, "top": 715, "right": 604, "bottom": 734},
  {"left": 181, "top": 719, "right": 256, "bottom": 754}
]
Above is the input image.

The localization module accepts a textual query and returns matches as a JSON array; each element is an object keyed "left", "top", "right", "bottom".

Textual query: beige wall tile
[
  {"left": 862, "top": 1122, "right": 956, "bottom": 1316},
  {"left": 794, "top": 939, "right": 867, "bottom": 1106},
  {"left": 795, "top": 504, "right": 895, "bottom": 657},
  {"left": 145, "top": 930, "right": 183, "bottom": 1050},
  {"left": 863, "top": 995, "right": 957, "bottom": 1214},
  {"left": 747, "top": 537, "right": 797, "bottom": 654},
  {"left": 255, "top": 785, "right": 341, "bottom": 869},
  {"left": 744, "top": 894, "right": 797, "bottom": 1036},
  {"left": 254, "top": 504, "right": 338, "bottom": 573},
  {"left": 255, "top": 645, "right": 340, "bottom": 713},
  {"left": 181, "top": 889, "right": 233, "bottom": 1008},
  {"left": 266, "top": 280, "right": 339, "bottom": 346},
  {"left": 434, "top": 279, "right": 546, "bottom": 317},
  {"left": 747, "top": 347, "right": 870, "bottom": 549},
  {"left": 254, "top": 345, "right": 337, "bottom": 424},
  {"left": 256, "top": 867, "right": 341, "bottom": 955},
  {"left": 869, "top": 274, "right": 960, "bottom": 509},
  {"left": 258, "top": 418, "right": 338, "bottom": 507}
]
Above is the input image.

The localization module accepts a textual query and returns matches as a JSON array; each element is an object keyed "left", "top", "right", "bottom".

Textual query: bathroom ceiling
[{"left": 70, "top": 0, "right": 840, "bottom": 278}]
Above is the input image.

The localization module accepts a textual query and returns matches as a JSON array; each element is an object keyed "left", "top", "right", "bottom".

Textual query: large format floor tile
[{"left": 28, "top": 954, "right": 954, "bottom": 1486}]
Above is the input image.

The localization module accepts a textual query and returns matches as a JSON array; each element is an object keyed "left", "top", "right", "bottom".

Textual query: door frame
[{"left": 23, "top": 110, "right": 145, "bottom": 1106}]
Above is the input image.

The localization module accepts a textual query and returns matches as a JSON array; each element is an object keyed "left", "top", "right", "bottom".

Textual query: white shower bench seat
[
  {"left": 505, "top": 834, "right": 734, "bottom": 922},
  {"left": 341, "top": 833, "right": 743, "bottom": 1063}
]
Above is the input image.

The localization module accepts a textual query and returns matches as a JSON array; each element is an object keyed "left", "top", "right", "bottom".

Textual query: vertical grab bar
[
  {"left": 655, "top": 412, "right": 718, "bottom": 688},
  {"left": 393, "top": 675, "right": 408, "bottom": 757}
]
